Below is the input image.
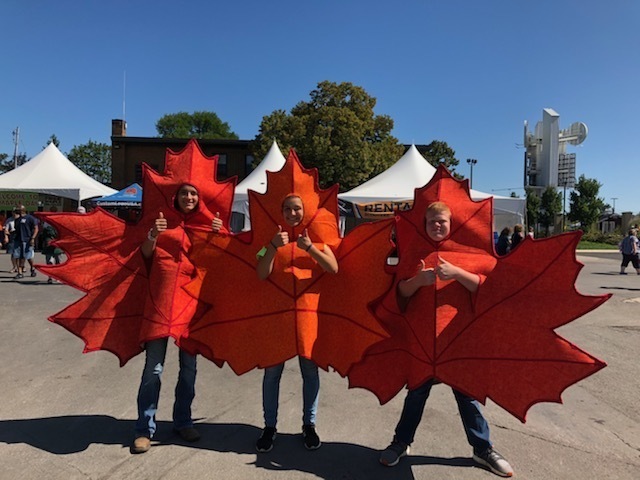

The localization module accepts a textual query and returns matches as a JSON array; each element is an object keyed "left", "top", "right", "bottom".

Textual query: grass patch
[{"left": 577, "top": 241, "right": 619, "bottom": 250}]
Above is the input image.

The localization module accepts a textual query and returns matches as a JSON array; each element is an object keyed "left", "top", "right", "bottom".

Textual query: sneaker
[
  {"left": 130, "top": 436, "right": 151, "bottom": 454},
  {"left": 14, "top": 273, "right": 24, "bottom": 279},
  {"left": 379, "top": 440, "right": 410, "bottom": 467},
  {"left": 47, "top": 278, "right": 53, "bottom": 284},
  {"left": 256, "top": 426, "right": 277, "bottom": 452},
  {"left": 302, "top": 424, "right": 321, "bottom": 450},
  {"left": 30, "top": 269, "right": 37, "bottom": 277},
  {"left": 174, "top": 426, "right": 200, "bottom": 442},
  {"left": 473, "top": 448, "right": 513, "bottom": 477}
]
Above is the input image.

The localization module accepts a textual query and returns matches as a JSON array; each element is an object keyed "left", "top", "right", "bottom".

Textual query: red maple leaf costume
[
  {"left": 348, "top": 167, "right": 609, "bottom": 422},
  {"left": 36, "top": 140, "right": 235, "bottom": 366},
  {"left": 180, "top": 150, "right": 394, "bottom": 375}
]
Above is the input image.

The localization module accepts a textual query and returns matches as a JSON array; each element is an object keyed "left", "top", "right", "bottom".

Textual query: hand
[
  {"left": 415, "top": 259, "right": 436, "bottom": 286},
  {"left": 152, "top": 211, "right": 167, "bottom": 238},
  {"left": 435, "top": 257, "right": 458, "bottom": 281},
  {"left": 211, "top": 212, "right": 223, "bottom": 233},
  {"left": 297, "top": 228, "right": 312, "bottom": 252},
  {"left": 271, "top": 225, "right": 289, "bottom": 248}
]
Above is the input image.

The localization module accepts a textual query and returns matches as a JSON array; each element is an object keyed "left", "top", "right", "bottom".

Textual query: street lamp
[{"left": 466, "top": 158, "right": 478, "bottom": 188}]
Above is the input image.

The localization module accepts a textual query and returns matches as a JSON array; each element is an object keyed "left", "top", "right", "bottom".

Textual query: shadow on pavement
[{"left": 0, "top": 415, "right": 477, "bottom": 479}]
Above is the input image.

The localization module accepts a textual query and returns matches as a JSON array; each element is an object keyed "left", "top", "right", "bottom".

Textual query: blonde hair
[{"left": 426, "top": 201, "right": 451, "bottom": 217}]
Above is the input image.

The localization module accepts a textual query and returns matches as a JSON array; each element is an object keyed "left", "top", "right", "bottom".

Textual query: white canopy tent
[
  {"left": 0, "top": 143, "right": 116, "bottom": 202},
  {"left": 231, "top": 140, "right": 286, "bottom": 231},
  {"left": 338, "top": 145, "right": 526, "bottom": 233}
]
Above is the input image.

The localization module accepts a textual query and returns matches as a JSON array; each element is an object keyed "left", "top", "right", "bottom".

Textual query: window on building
[
  {"left": 245, "top": 154, "right": 255, "bottom": 175},
  {"left": 217, "top": 154, "right": 227, "bottom": 177}
]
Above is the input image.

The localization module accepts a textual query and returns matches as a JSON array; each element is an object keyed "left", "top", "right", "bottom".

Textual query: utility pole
[
  {"left": 12, "top": 127, "right": 20, "bottom": 169},
  {"left": 611, "top": 198, "right": 618, "bottom": 214}
]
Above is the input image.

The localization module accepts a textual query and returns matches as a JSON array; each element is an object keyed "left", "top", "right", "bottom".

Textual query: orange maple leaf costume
[
  {"left": 348, "top": 166, "right": 609, "bottom": 422},
  {"left": 36, "top": 140, "right": 235, "bottom": 366},
  {"left": 180, "top": 150, "right": 394, "bottom": 375}
]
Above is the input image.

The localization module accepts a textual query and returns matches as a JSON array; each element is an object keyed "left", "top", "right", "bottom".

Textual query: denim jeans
[
  {"left": 394, "top": 379, "right": 492, "bottom": 454},
  {"left": 262, "top": 356, "right": 319, "bottom": 428},
  {"left": 135, "top": 338, "right": 197, "bottom": 438}
]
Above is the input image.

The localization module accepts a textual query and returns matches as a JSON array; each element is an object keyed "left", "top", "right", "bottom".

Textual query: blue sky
[{"left": 2, "top": 1, "right": 639, "bottom": 213}]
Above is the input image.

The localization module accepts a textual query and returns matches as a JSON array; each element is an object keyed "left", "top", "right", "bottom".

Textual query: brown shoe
[
  {"left": 131, "top": 436, "right": 151, "bottom": 454},
  {"left": 175, "top": 427, "right": 201, "bottom": 442}
]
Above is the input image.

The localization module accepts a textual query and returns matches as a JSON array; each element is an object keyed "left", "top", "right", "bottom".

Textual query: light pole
[
  {"left": 611, "top": 197, "right": 618, "bottom": 214},
  {"left": 466, "top": 158, "right": 478, "bottom": 188}
]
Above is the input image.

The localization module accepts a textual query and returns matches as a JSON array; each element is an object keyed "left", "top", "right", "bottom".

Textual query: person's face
[
  {"left": 425, "top": 210, "right": 451, "bottom": 242},
  {"left": 282, "top": 196, "right": 304, "bottom": 227},
  {"left": 177, "top": 185, "right": 199, "bottom": 214}
]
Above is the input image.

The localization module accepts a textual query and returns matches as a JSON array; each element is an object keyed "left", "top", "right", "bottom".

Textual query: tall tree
[
  {"left": 539, "top": 187, "right": 562, "bottom": 235},
  {"left": 418, "top": 140, "right": 459, "bottom": 173},
  {"left": 156, "top": 111, "right": 238, "bottom": 139},
  {"left": 67, "top": 140, "right": 111, "bottom": 184},
  {"left": 251, "top": 80, "right": 404, "bottom": 191},
  {"left": 525, "top": 187, "right": 540, "bottom": 230},
  {"left": 568, "top": 175, "right": 606, "bottom": 232},
  {"left": 0, "top": 152, "right": 27, "bottom": 174}
]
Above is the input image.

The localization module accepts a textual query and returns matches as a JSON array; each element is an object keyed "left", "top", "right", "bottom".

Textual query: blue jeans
[
  {"left": 262, "top": 357, "right": 319, "bottom": 428},
  {"left": 135, "top": 338, "right": 197, "bottom": 438},
  {"left": 394, "top": 379, "right": 492, "bottom": 455}
]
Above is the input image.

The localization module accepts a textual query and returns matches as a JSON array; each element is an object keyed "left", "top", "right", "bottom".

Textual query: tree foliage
[
  {"left": 67, "top": 140, "right": 112, "bottom": 185},
  {"left": 44, "top": 135, "right": 60, "bottom": 149},
  {"left": 0, "top": 152, "right": 27, "bottom": 174},
  {"left": 525, "top": 187, "right": 540, "bottom": 229},
  {"left": 156, "top": 111, "right": 238, "bottom": 139},
  {"left": 418, "top": 140, "right": 460, "bottom": 173},
  {"left": 250, "top": 81, "right": 404, "bottom": 191},
  {"left": 568, "top": 175, "right": 606, "bottom": 232},
  {"left": 539, "top": 187, "right": 562, "bottom": 234}
]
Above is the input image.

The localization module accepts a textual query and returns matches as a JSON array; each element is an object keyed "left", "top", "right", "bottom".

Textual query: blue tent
[{"left": 94, "top": 183, "right": 142, "bottom": 207}]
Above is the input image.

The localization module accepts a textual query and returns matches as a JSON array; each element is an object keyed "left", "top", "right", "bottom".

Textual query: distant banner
[{"left": 339, "top": 198, "right": 413, "bottom": 219}]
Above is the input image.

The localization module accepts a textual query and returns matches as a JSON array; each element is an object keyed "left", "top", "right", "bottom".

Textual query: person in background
[
  {"left": 3, "top": 208, "right": 20, "bottom": 273},
  {"left": 495, "top": 227, "right": 511, "bottom": 256},
  {"left": 510, "top": 224, "right": 524, "bottom": 250},
  {"left": 41, "top": 206, "right": 63, "bottom": 284},
  {"left": 618, "top": 228, "right": 640, "bottom": 275},
  {"left": 12, "top": 206, "right": 39, "bottom": 279},
  {"left": 527, "top": 226, "right": 535, "bottom": 239}
]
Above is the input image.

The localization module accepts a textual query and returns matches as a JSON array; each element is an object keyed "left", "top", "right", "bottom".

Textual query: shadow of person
[{"left": 0, "top": 416, "right": 477, "bottom": 479}]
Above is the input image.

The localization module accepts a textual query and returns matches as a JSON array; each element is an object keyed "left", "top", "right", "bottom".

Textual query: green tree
[
  {"left": 417, "top": 140, "right": 459, "bottom": 173},
  {"left": 67, "top": 140, "right": 111, "bottom": 184},
  {"left": 0, "top": 152, "right": 27, "bottom": 174},
  {"left": 44, "top": 134, "right": 60, "bottom": 149},
  {"left": 251, "top": 80, "right": 404, "bottom": 191},
  {"left": 539, "top": 186, "right": 562, "bottom": 235},
  {"left": 525, "top": 187, "right": 540, "bottom": 230},
  {"left": 156, "top": 111, "right": 238, "bottom": 139},
  {"left": 568, "top": 175, "right": 606, "bottom": 232}
]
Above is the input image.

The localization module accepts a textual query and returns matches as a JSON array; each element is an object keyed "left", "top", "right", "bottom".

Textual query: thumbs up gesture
[
  {"left": 211, "top": 212, "right": 223, "bottom": 233},
  {"left": 415, "top": 258, "right": 436, "bottom": 286},
  {"left": 297, "top": 228, "right": 313, "bottom": 252},
  {"left": 151, "top": 211, "right": 168, "bottom": 238},
  {"left": 271, "top": 225, "right": 289, "bottom": 249}
]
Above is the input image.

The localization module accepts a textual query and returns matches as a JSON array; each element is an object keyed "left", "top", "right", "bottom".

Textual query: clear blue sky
[{"left": 2, "top": 1, "right": 638, "bottom": 213}]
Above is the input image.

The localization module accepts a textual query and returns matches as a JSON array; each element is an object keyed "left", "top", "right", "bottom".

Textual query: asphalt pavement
[{"left": 0, "top": 251, "right": 638, "bottom": 479}]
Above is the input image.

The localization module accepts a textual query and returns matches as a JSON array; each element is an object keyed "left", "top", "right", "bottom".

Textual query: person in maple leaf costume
[
  {"left": 379, "top": 202, "right": 514, "bottom": 478},
  {"left": 131, "top": 184, "right": 224, "bottom": 455},
  {"left": 254, "top": 194, "right": 339, "bottom": 453}
]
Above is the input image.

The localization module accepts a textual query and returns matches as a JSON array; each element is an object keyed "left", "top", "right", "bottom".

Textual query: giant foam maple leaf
[
  {"left": 347, "top": 166, "right": 609, "bottom": 422},
  {"left": 180, "top": 150, "right": 393, "bottom": 375},
  {"left": 36, "top": 139, "right": 235, "bottom": 366}
]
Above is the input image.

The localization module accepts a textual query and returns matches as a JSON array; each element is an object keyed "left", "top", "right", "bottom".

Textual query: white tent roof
[
  {"left": 232, "top": 140, "right": 286, "bottom": 230},
  {"left": 338, "top": 145, "right": 525, "bottom": 231},
  {"left": 0, "top": 143, "right": 116, "bottom": 201}
]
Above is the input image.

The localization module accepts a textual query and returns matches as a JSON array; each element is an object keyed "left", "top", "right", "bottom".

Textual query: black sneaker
[
  {"left": 379, "top": 440, "right": 410, "bottom": 466},
  {"left": 302, "top": 424, "right": 321, "bottom": 450},
  {"left": 30, "top": 269, "right": 37, "bottom": 277},
  {"left": 256, "top": 426, "right": 277, "bottom": 452},
  {"left": 473, "top": 448, "right": 513, "bottom": 477}
]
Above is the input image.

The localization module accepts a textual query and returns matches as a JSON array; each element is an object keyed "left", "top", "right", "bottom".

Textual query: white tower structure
[{"left": 524, "top": 108, "right": 587, "bottom": 193}]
